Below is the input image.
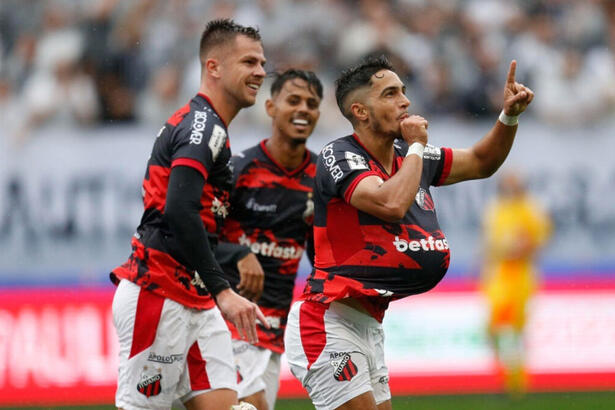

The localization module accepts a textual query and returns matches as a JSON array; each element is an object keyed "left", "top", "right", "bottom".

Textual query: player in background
[
  {"left": 110, "top": 19, "right": 268, "bottom": 410},
  {"left": 480, "top": 171, "right": 551, "bottom": 397},
  {"left": 284, "top": 55, "right": 534, "bottom": 409},
  {"left": 215, "top": 69, "right": 323, "bottom": 409}
]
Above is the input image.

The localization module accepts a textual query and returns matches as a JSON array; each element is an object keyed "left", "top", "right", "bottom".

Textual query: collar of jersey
[
  {"left": 351, "top": 133, "right": 399, "bottom": 178},
  {"left": 197, "top": 93, "right": 228, "bottom": 129},
  {"left": 258, "top": 139, "right": 311, "bottom": 177}
]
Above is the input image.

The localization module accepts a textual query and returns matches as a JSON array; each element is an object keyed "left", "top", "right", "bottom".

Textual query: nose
[
  {"left": 400, "top": 94, "right": 410, "bottom": 109},
  {"left": 254, "top": 62, "right": 266, "bottom": 78}
]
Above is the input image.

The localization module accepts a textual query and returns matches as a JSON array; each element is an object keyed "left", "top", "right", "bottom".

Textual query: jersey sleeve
[
  {"left": 170, "top": 110, "right": 229, "bottom": 180},
  {"left": 317, "top": 140, "right": 380, "bottom": 204},
  {"left": 420, "top": 144, "right": 453, "bottom": 186}
]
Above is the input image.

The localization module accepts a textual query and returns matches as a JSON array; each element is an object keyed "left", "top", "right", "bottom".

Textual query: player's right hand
[
  {"left": 400, "top": 115, "right": 428, "bottom": 146},
  {"left": 236, "top": 252, "right": 264, "bottom": 302},
  {"left": 215, "top": 288, "right": 270, "bottom": 344}
]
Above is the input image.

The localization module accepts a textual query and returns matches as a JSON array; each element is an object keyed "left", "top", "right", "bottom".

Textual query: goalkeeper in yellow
[{"left": 480, "top": 171, "right": 551, "bottom": 397}]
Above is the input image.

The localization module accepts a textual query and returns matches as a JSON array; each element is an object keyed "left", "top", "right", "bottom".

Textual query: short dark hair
[
  {"left": 270, "top": 69, "right": 323, "bottom": 99},
  {"left": 335, "top": 55, "right": 394, "bottom": 120},
  {"left": 199, "top": 19, "right": 261, "bottom": 61}
]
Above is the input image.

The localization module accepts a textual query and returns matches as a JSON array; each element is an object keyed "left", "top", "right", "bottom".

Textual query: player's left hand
[
  {"left": 215, "top": 288, "right": 270, "bottom": 344},
  {"left": 502, "top": 60, "right": 534, "bottom": 116},
  {"left": 237, "top": 252, "right": 264, "bottom": 302}
]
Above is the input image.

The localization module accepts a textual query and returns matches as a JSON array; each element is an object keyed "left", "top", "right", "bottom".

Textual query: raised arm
[{"left": 442, "top": 60, "right": 535, "bottom": 185}]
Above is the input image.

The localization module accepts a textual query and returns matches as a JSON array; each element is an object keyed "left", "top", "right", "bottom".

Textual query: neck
[
  {"left": 265, "top": 133, "right": 307, "bottom": 170},
  {"left": 198, "top": 82, "right": 239, "bottom": 126},
  {"left": 354, "top": 126, "right": 395, "bottom": 174}
]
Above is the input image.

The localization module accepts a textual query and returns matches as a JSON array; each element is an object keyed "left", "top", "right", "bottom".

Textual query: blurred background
[{"left": 1, "top": 0, "right": 614, "bottom": 408}]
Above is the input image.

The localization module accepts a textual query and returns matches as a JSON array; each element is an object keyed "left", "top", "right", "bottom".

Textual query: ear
[
  {"left": 350, "top": 102, "right": 368, "bottom": 122},
  {"left": 205, "top": 58, "right": 221, "bottom": 79},
  {"left": 265, "top": 98, "right": 275, "bottom": 118}
]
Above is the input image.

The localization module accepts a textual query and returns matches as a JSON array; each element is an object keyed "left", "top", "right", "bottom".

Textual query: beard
[
  {"left": 227, "top": 83, "right": 256, "bottom": 109},
  {"left": 369, "top": 108, "right": 401, "bottom": 140}
]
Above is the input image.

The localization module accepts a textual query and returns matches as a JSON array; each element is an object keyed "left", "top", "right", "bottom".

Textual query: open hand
[
  {"left": 215, "top": 288, "right": 269, "bottom": 344},
  {"left": 503, "top": 60, "right": 534, "bottom": 116}
]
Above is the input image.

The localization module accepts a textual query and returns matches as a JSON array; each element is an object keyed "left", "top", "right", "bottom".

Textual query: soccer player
[
  {"left": 480, "top": 171, "right": 551, "bottom": 397},
  {"left": 216, "top": 69, "right": 323, "bottom": 410},
  {"left": 109, "top": 19, "right": 268, "bottom": 410},
  {"left": 284, "top": 55, "right": 534, "bottom": 409}
]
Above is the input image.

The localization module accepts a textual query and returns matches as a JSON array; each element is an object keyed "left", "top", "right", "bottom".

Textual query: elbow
[{"left": 379, "top": 203, "right": 408, "bottom": 222}]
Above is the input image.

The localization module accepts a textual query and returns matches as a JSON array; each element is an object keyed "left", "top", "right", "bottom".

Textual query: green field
[{"left": 10, "top": 391, "right": 615, "bottom": 410}]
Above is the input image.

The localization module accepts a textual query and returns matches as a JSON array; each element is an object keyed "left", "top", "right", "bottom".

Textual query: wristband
[
  {"left": 406, "top": 142, "right": 425, "bottom": 159},
  {"left": 498, "top": 110, "right": 519, "bottom": 126}
]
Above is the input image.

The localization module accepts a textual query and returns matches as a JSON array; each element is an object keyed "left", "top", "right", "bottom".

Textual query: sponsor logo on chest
[
  {"left": 237, "top": 233, "right": 303, "bottom": 260},
  {"left": 393, "top": 235, "right": 449, "bottom": 252}
]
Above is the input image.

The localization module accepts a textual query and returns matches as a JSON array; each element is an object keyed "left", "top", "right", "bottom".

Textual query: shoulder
[{"left": 231, "top": 143, "right": 262, "bottom": 172}]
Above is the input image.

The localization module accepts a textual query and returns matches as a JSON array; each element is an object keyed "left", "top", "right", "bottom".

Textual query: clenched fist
[{"left": 400, "top": 115, "right": 429, "bottom": 146}]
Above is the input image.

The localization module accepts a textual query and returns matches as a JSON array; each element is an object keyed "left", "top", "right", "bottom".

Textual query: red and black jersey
[
  {"left": 220, "top": 140, "right": 316, "bottom": 353},
  {"left": 302, "top": 134, "right": 453, "bottom": 322},
  {"left": 111, "top": 93, "right": 232, "bottom": 309}
]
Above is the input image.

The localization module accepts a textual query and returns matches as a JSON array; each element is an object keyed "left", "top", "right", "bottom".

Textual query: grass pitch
[{"left": 11, "top": 391, "right": 615, "bottom": 409}]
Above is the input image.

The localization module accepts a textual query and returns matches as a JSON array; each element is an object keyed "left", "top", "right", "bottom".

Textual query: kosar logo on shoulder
[
  {"left": 190, "top": 111, "right": 207, "bottom": 145},
  {"left": 321, "top": 143, "right": 343, "bottom": 182}
]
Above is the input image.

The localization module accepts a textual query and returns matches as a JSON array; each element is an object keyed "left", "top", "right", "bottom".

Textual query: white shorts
[
  {"left": 112, "top": 280, "right": 236, "bottom": 410},
  {"left": 233, "top": 340, "right": 281, "bottom": 409},
  {"left": 284, "top": 300, "right": 391, "bottom": 410}
]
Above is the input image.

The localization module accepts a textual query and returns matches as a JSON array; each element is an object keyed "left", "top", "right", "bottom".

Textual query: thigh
[
  {"left": 113, "top": 280, "right": 190, "bottom": 409},
  {"left": 366, "top": 327, "right": 391, "bottom": 405},
  {"left": 178, "top": 307, "right": 237, "bottom": 403},
  {"left": 286, "top": 301, "right": 374, "bottom": 410}
]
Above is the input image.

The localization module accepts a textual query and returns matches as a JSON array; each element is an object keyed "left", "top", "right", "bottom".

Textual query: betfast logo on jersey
[
  {"left": 237, "top": 233, "right": 303, "bottom": 260},
  {"left": 190, "top": 111, "right": 207, "bottom": 145},
  {"left": 322, "top": 143, "right": 343, "bottom": 181},
  {"left": 393, "top": 235, "right": 449, "bottom": 252}
]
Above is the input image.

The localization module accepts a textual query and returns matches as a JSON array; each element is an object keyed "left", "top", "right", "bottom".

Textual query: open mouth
[
  {"left": 292, "top": 118, "right": 309, "bottom": 126},
  {"left": 247, "top": 83, "right": 261, "bottom": 91}
]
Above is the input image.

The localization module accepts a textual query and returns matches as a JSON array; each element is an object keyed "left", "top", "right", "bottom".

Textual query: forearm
[
  {"left": 350, "top": 153, "right": 423, "bottom": 222},
  {"left": 472, "top": 120, "right": 517, "bottom": 178},
  {"left": 165, "top": 166, "right": 230, "bottom": 295}
]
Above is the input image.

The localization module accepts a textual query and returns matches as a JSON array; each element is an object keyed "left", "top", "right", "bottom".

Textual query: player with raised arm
[
  {"left": 110, "top": 19, "right": 268, "bottom": 410},
  {"left": 284, "top": 55, "right": 534, "bottom": 409},
  {"left": 215, "top": 69, "right": 323, "bottom": 409}
]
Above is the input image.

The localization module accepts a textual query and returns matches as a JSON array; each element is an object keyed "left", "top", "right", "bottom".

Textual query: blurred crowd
[{"left": 2, "top": 0, "right": 615, "bottom": 142}]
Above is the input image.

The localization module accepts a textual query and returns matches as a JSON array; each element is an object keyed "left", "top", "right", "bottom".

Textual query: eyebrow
[{"left": 379, "top": 84, "right": 405, "bottom": 97}]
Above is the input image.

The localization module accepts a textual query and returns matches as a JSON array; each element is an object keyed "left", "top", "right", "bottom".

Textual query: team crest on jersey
[
  {"left": 211, "top": 197, "right": 229, "bottom": 218},
  {"left": 330, "top": 352, "right": 358, "bottom": 382},
  {"left": 415, "top": 188, "right": 435, "bottom": 211},
  {"left": 303, "top": 192, "right": 314, "bottom": 224},
  {"left": 345, "top": 151, "right": 368, "bottom": 170},
  {"left": 137, "top": 366, "right": 162, "bottom": 397},
  {"left": 209, "top": 124, "right": 227, "bottom": 162}
]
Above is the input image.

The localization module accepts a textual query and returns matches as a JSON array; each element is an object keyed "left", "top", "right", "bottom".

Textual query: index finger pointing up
[{"left": 507, "top": 60, "right": 517, "bottom": 85}]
